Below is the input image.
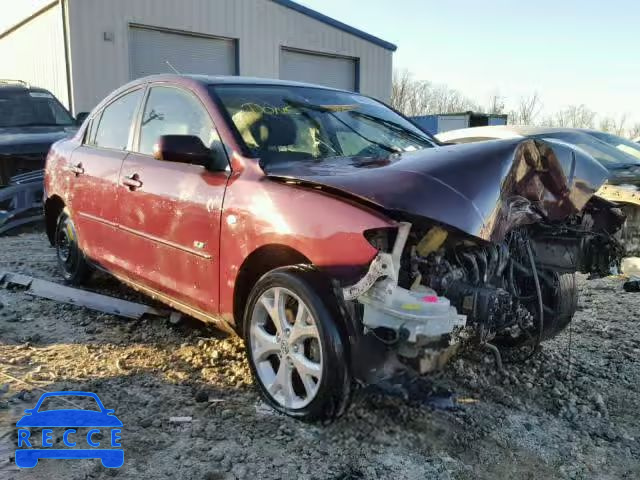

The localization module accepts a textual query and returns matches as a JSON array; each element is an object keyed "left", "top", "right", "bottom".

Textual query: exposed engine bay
[
  {"left": 342, "top": 195, "right": 625, "bottom": 379},
  {"left": 267, "top": 136, "right": 628, "bottom": 380}
]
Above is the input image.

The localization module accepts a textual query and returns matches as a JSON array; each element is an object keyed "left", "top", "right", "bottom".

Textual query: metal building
[
  {"left": 0, "top": 0, "right": 395, "bottom": 114},
  {"left": 412, "top": 112, "right": 509, "bottom": 135}
]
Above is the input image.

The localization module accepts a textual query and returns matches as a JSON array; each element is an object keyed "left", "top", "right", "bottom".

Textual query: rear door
[
  {"left": 69, "top": 87, "right": 145, "bottom": 267},
  {"left": 115, "top": 84, "right": 229, "bottom": 314}
]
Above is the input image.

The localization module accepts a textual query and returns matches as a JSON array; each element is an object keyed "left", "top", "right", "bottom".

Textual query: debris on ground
[
  {"left": 623, "top": 277, "right": 640, "bottom": 292},
  {"left": 0, "top": 231, "right": 639, "bottom": 479},
  {"left": 0, "top": 271, "right": 172, "bottom": 320},
  {"left": 169, "top": 416, "right": 193, "bottom": 423}
]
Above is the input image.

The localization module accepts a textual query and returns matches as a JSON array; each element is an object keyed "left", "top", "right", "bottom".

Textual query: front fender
[{"left": 218, "top": 171, "right": 394, "bottom": 317}]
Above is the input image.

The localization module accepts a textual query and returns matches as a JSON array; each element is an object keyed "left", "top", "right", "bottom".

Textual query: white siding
[
  {"left": 66, "top": 0, "right": 393, "bottom": 113},
  {"left": 0, "top": 0, "right": 55, "bottom": 33},
  {"left": 0, "top": 2, "right": 69, "bottom": 108}
]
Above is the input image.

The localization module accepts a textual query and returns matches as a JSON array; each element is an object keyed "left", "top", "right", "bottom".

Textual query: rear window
[
  {"left": 0, "top": 89, "right": 74, "bottom": 127},
  {"left": 94, "top": 89, "right": 144, "bottom": 151}
]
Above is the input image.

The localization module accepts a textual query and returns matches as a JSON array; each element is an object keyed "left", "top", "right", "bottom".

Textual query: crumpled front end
[
  {"left": 596, "top": 184, "right": 640, "bottom": 257},
  {"left": 332, "top": 139, "right": 626, "bottom": 380}
]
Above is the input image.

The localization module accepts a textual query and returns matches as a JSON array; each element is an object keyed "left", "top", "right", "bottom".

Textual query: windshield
[
  {"left": 211, "top": 84, "right": 435, "bottom": 164},
  {"left": 0, "top": 89, "right": 74, "bottom": 127},
  {"left": 585, "top": 130, "right": 640, "bottom": 161},
  {"left": 531, "top": 131, "right": 640, "bottom": 168}
]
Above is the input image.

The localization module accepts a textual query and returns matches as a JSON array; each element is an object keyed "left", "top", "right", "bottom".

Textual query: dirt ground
[{"left": 0, "top": 230, "right": 639, "bottom": 480}]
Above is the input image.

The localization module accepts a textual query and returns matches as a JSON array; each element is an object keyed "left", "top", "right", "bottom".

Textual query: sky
[
  {"left": 2, "top": 0, "right": 637, "bottom": 123},
  {"left": 298, "top": 0, "right": 640, "bottom": 124}
]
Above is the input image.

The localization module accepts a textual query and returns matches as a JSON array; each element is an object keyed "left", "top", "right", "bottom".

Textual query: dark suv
[
  {"left": 0, "top": 80, "right": 79, "bottom": 183},
  {"left": 0, "top": 80, "right": 80, "bottom": 232}
]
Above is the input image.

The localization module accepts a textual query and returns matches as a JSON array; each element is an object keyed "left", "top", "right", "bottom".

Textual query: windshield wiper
[
  {"left": 347, "top": 110, "right": 434, "bottom": 146},
  {"left": 282, "top": 98, "right": 401, "bottom": 154}
]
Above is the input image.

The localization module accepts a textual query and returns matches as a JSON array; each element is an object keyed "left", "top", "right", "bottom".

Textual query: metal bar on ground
[{"left": 0, "top": 271, "right": 170, "bottom": 320}]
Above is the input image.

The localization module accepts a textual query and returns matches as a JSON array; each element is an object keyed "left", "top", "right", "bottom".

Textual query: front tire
[
  {"left": 544, "top": 272, "right": 579, "bottom": 340},
  {"left": 496, "top": 272, "right": 578, "bottom": 347},
  {"left": 243, "top": 266, "right": 351, "bottom": 421},
  {"left": 55, "top": 210, "right": 92, "bottom": 285}
]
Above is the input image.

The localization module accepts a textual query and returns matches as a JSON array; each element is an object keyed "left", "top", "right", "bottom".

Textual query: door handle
[
  {"left": 122, "top": 173, "right": 143, "bottom": 190},
  {"left": 69, "top": 163, "right": 84, "bottom": 176}
]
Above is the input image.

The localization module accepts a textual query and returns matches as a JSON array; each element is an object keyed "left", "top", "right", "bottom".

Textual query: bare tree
[
  {"left": 540, "top": 104, "right": 596, "bottom": 128},
  {"left": 599, "top": 113, "right": 628, "bottom": 137},
  {"left": 391, "top": 69, "right": 478, "bottom": 117},
  {"left": 509, "top": 93, "right": 541, "bottom": 125},
  {"left": 391, "top": 69, "right": 637, "bottom": 136},
  {"left": 627, "top": 123, "right": 640, "bottom": 140},
  {"left": 428, "top": 84, "right": 479, "bottom": 114},
  {"left": 390, "top": 69, "right": 432, "bottom": 116},
  {"left": 486, "top": 91, "right": 505, "bottom": 115}
]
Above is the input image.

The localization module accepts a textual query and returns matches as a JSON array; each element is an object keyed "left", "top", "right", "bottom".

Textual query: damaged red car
[{"left": 44, "top": 75, "right": 625, "bottom": 420}]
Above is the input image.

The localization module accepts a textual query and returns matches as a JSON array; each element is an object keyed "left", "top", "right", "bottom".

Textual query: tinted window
[
  {"left": 212, "top": 85, "right": 435, "bottom": 165},
  {"left": 533, "top": 132, "right": 639, "bottom": 168},
  {"left": 0, "top": 89, "right": 73, "bottom": 127},
  {"left": 587, "top": 131, "right": 640, "bottom": 162},
  {"left": 94, "top": 89, "right": 144, "bottom": 150},
  {"left": 138, "top": 86, "right": 216, "bottom": 156}
]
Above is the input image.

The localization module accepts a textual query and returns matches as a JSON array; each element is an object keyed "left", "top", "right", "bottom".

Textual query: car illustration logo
[{"left": 15, "top": 391, "right": 123, "bottom": 468}]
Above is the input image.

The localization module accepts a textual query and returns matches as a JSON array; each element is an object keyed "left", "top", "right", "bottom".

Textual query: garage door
[
  {"left": 129, "top": 26, "right": 237, "bottom": 80},
  {"left": 280, "top": 49, "right": 357, "bottom": 91}
]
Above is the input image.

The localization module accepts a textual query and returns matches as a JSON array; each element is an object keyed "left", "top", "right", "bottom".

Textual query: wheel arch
[{"left": 233, "top": 244, "right": 311, "bottom": 334}]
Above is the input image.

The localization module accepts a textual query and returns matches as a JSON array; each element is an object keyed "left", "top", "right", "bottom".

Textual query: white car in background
[{"left": 436, "top": 126, "right": 640, "bottom": 258}]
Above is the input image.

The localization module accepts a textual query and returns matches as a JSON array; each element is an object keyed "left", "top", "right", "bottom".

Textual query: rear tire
[
  {"left": 243, "top": 266, "right": 351, "bottom": 421},
  {"left": 55, "top": 210, "right": 92, "bottom": 285}
]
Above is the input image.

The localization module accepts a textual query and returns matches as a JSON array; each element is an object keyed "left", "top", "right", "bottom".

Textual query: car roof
[
  {"left": 0, "top": 84, "right": 52, "bottom": 94},
  {"left": 127, "top": 73, "right": 352, "bottom": 93},
  {"left": 435, "top": 125, "right": 603, "bottom": 142}
]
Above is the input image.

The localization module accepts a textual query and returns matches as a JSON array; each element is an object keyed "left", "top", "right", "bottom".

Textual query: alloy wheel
[{"left": 249, "top": 286, "right": 323, "bottom": 409}]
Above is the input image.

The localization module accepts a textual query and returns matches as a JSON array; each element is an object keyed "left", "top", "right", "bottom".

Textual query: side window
[
  {"left": 137, "top": 86, "right": 217, "bottom": 157},
  {"left": 94, "top": 89, "right": 144, "bottom": 150},
  {"left": 84, "top": 116, "right": 98, "bottom": 145}
]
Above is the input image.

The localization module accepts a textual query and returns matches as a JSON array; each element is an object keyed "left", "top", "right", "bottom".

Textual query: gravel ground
[{"left": 0, "top": 230, "right": 639, "bottom": 479}]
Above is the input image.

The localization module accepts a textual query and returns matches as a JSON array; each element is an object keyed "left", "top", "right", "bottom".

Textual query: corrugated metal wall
[
  {"left": 0, "top": 2, "right": 70, "bottom": 108},
  {"left": 0, "top": 0, "right": 55, "bottom": 34},
  {"left": 66, "top": 0, "right": 393, "bottom": 113},
  {"left": 280, "top": 49, "right": 357, "bottom": 91}
]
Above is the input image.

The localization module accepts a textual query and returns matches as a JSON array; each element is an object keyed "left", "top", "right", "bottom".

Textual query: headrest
[{"left": 231, "top": 110, "right": 297, "bottom": 148}]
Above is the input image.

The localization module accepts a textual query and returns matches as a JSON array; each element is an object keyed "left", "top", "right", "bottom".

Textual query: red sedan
[{"left": 44, "top": 75, "right": 624, "bottom": 420}]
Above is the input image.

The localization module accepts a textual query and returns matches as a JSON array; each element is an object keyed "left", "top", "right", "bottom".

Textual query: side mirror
[
  {"left": 75, "top": 112, "right": 89, "bottom": 125},
  {"left": 153, "top": 135, "right": 211, "bottom": 167}
]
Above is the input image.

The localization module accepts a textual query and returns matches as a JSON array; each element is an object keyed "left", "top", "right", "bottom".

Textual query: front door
[
  {"left": 115, "top": 85, "right": 229, "bottom": 314},
  {"left": 69, "top": 88, "right": 145, "bottom": 269}
]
